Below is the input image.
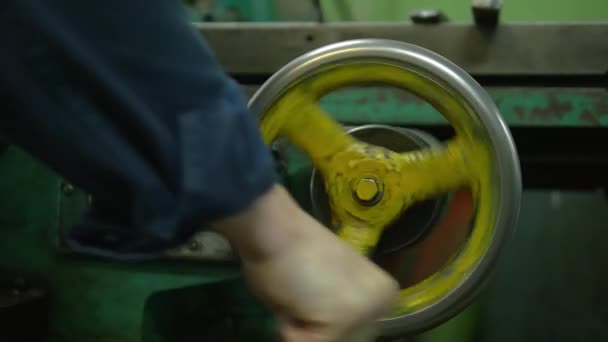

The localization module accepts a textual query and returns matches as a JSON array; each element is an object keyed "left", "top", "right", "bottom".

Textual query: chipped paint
[{"left": 320, "top": 87, "right": 608, "bottom": 127}]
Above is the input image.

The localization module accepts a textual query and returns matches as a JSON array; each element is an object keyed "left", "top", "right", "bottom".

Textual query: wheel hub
[
  {"left": 353, "top": 177, "right": 382, "bottom": 205},
  {"left": 311, "top": 125, "right": 450, "bottom": 255}
]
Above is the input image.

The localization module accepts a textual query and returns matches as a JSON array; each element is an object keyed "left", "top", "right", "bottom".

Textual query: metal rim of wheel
[{"left": 249, "top": 39, "right": 521, "bottom": 336}]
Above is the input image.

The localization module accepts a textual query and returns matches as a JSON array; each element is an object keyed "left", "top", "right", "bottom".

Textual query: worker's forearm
[{"left": 214, "top": 185, "right": 307, "bottom": 261}]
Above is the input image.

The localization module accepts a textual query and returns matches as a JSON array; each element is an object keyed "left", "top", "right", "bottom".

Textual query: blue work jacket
[{"left": 0, "top": 1, "right": 277, "bottom": 259}]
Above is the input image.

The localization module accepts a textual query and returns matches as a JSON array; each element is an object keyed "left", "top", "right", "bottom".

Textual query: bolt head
[{"left": 354, "top": 178, "right": 380, "bottom": 203}]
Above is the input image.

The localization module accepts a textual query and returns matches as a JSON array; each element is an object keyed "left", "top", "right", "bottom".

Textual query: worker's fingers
[
  {"left": 282, "top": 328, "right": 323, "bottom": 342},
  {"left": 341, "top": 322, "right": 379, "bottom": 342},
  {"left": 278, "top": 317, "right": 329, "bottom": 342},
  {"left": 279, "top": 316, "right": 379, "bottom": 342},
  {"left": 280, "top": 324, "right": 326, "bottom": 342}
]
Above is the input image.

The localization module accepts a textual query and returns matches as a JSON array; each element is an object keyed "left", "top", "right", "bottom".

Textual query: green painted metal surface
[
  {"left": 321, "top": 88, "right": 608, "bottom": 127},
  {"left": 0, "top": 147, "right": 243, "bottom": 341}
]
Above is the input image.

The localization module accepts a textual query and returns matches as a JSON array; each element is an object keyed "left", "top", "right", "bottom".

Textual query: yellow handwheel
[{"left": 249, "top": 39, "right": 521, "bottom": 336}]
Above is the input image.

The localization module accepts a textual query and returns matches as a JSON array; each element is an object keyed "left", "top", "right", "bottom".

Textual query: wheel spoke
[
  {"left": 321, "top": 138, "right": 474, "bottom": 256},
  {"left": 395, "top": 138, "right": 473, "bottom": 207},
  {"left": 259, "top": 92, "right": 354, "bottom": 173},
  {"left": 335, "top": 218, "right": 386, "bottom": 255}
]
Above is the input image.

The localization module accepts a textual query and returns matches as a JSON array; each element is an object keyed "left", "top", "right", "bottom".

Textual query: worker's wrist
[{"left": 213, "top": 184, "right": 306, "bottom": 261}]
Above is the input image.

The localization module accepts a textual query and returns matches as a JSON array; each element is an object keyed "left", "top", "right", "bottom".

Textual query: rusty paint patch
[
  {"left": 314, "top": 87, "right": 607, "bottom": 127},
  {"left": 529, "top": 94, "right": 572, "bottom": 121},
  {"left": 595, "top": 97, "right": 608, "bottom": 117},
  {"left": 377, "top": 91, "right": 388, "bottom": 102},
  {"left": 580, "top": 111, "right": 601, "bottom": 126},
  {"left": 512, "top": 106, "right": 526, "bottom": 120},
  {"left": 388, "top": 88, "right": 426, "bottom": 103},
  {"left": 548, "top": 94, "right": 571, "bottom": 120}
]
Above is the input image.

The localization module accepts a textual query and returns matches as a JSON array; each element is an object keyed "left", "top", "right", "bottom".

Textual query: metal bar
[
  {"left": 322, "top": 87, "right": 608, "bottom": 127},
  {"left": 198, "top": 23, "right": 608, "bottom": 77},
  {"left": 243, "top": 86, "right": 608, "bottom": 127}
]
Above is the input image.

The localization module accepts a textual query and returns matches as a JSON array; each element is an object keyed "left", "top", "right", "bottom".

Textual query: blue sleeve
[{"left": 0, "top": 1, "right": 277, "bottom": 259}]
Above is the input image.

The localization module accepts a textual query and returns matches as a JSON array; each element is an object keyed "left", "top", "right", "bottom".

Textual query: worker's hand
[{"left": 215, "top": 185, "right": 398, "bottom": 342}]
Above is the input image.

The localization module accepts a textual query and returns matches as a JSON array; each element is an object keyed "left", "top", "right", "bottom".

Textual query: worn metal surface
[
  {"left": 322, "top": 87, "right": 608, "bottom": 127},
  {"left": 199, "top": 23, "right": 608, "bottom": 76},
  {"left": 242, "top": 86, "right": 608, "bottom": 127}
]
